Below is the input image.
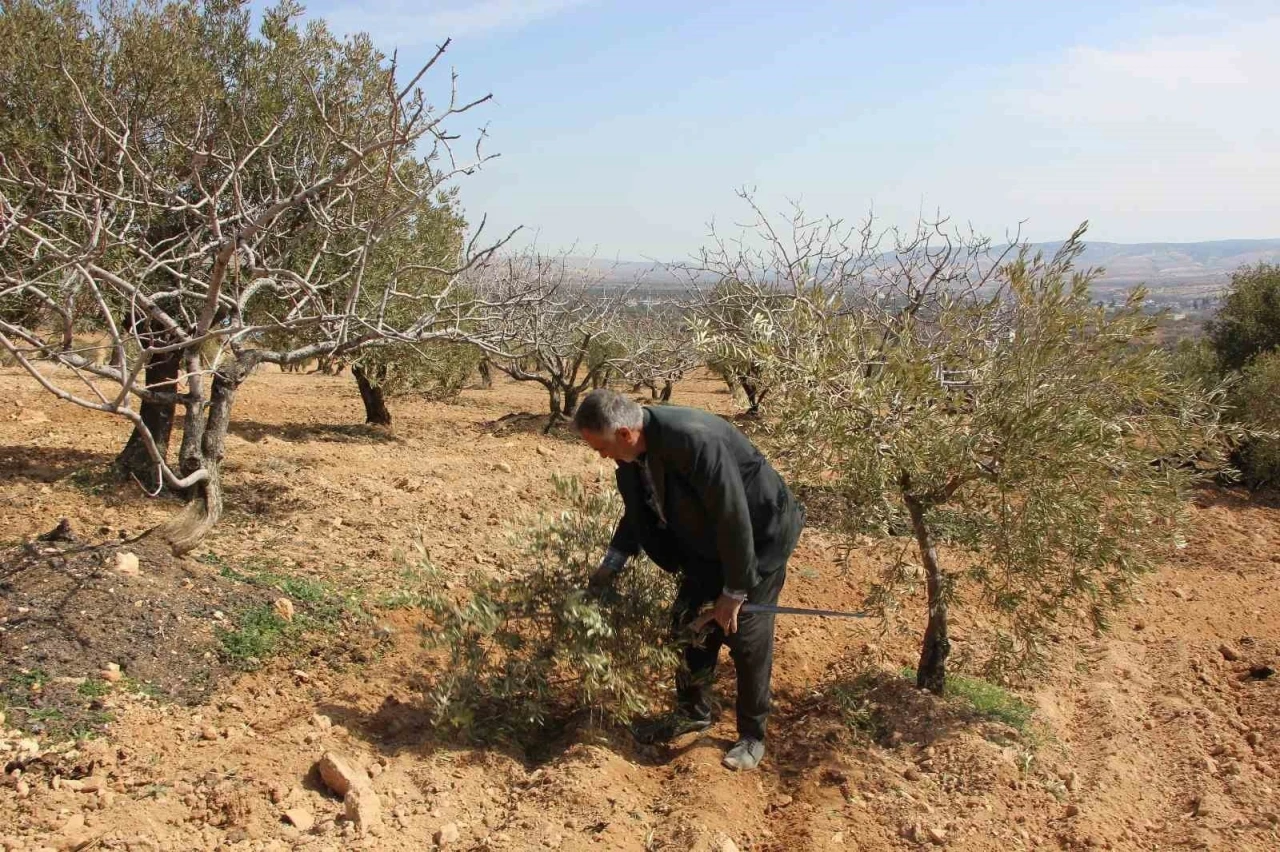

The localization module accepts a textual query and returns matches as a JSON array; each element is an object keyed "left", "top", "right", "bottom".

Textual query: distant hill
[
  {"left": 1041, "top": 239, "right": 1280, "bottom": 298},
  {"left": 579, "top": 239, "right": 1280, "bottom": 300}
]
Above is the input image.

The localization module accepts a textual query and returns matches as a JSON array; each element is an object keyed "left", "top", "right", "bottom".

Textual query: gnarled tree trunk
[
  {"left": 160, "top": 357, "right": 246, "bottom": 555},
  {"left": 352, "top": 364, "right": 392, "bottom": 426},
  {"left": 563, "top": 385, "right": 582, "bottom": 418},
  {"left": 905, "top": 493, "right": 949, "bottom": 694},
  {"left": 114, "top": 346, "right": 181, "bottom": 491},
  {"left": 740, "top": 375, "right": 765, "bottom": 415}
]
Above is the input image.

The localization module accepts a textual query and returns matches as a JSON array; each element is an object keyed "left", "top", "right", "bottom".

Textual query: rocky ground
[{"left": 1, "top": 367, "right": 1277, "bottom": 851}]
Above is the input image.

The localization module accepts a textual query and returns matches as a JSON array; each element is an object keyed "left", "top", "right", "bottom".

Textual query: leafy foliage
[
  {"left": 419, "top": 475, "right": 677, "bottom": 741},
  {"left": 353, "top": 341, "right": 484, "bottom": 403},
  {"left": 1231, "top": 351, "right": 1280, "bottom": 487},
  {"left": 1207, "top": 263, "right": 1280, "bottom": 371}
]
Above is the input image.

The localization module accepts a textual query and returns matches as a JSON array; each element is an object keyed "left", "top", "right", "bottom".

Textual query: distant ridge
[{"left": 576, "top": 238, "right": 1280, "bottom": 299}]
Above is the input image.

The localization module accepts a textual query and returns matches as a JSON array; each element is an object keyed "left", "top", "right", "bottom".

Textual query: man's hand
[
  {"left": 587, "top": 564, "right": 618, "bottom": 594},
  {"left": 587, "top": 548, "right": 629, "bottom": 595},
  {"left": 692, "top": 593, "right": 745, "bottom": 635}
]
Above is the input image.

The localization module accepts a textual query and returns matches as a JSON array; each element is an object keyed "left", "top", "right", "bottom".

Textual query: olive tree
[
  {"left": 0, "top": 0, "right": 518, "bottom": 551},
  {"left": 693, "top": 199, "right": 1227, "bottom": 693},
  {"left": 1206, "top": 263, "right": 1280, "bottom": 372}
]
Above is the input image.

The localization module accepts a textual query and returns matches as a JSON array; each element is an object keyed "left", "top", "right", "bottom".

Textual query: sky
[{"left": 281, "top": 0, "right": 1280, "bottom": 261}]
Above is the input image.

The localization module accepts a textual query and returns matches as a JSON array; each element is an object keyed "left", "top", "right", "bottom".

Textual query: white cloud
[
  {"left": 1004, "top": 11, "right": 1280, "bottom": 132},
  {"left": 320, "top": 0, "right": 590, "bottom": 46},
  {"left": 980, "top": 7, "right": 1280, "bottom": 240}
]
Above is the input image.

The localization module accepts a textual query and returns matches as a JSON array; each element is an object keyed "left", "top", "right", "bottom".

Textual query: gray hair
[{"left": 573, "top": 388, "right": 643, "bottom": 433}]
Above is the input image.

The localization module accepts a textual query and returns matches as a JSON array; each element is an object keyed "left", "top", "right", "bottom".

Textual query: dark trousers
[{"left": 672, "top": 567, "right": 787, "bottom": 742}]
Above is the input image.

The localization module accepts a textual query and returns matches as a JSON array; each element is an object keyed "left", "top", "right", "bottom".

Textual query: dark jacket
[{"left": 608, "top": 405, "right": 803, "bottom": 591}]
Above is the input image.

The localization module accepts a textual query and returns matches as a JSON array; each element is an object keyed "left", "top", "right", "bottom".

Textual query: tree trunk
[
  {"left": 478, "top": 357, "right": 493, "bottom": 389},
  {"left": 905, "top": 493, "right": 949, "bottom": 694},
  {"left": 659, "top": 380, "right": 674, "bottom": 402},
  {"left": 542, "top": 378, "right": 568, "bottom": 432},
  {"left": 563, "top": 386, "right": 582, "bottom": 418},
  {"left": 741, "top": 375, "right": 762, "bottom": 415},
  {"left": 114, "top": 346, "right": 181, "bottom": 491},
  {"left": 352, "top": 365, "right": 392, "bottom": 426},
  {"left": 161, "top": 358, "right": 244, "bottom": 555}
]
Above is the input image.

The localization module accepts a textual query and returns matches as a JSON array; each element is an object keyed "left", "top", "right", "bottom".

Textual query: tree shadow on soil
[
  {"left": 477, "top": 412, "right": 581, "bottom": 443},
  {"left": 222, "top": 479, "right": 307, "bottom": 519},
  {"left": 0, "top": 445, "right": 114, "bottom": 483},
  {"left": 310, "top": 660, "right": 1024, "bottom": 782},
  {"left": 759, "top": 665, "right": 1035, "bottom": 787},
  {"left": 229, "top": 421, "right": 399, "bottom": 445},
  {"left": 1191, "top": 482, "right": 1280, "bottom": 511},
  {"left": 0, "top": 535, "right": 273, "bottom": 738},
  {"left": 313, "top": 675, "right": 726, "bottom": 773}
]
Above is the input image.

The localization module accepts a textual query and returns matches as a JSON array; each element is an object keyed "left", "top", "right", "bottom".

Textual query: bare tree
[
  {"left": 618, "top": 309, "right": 700, "bottom": 402},
  {"left": 0, "top": 4, "right": 519, "bottom": 552},
  {"left": 481, "top": 250, "right": 630, "bottom": 429}
]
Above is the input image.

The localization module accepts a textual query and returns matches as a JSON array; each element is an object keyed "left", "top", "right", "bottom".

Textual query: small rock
[
  {"left": 494, "top": 462, "right": 513, "bottom": 474},
  {"left": 57, "top": 814, "right": 89, "bottom": 851},
  {"left": 1246, "top": 732, "right": 1261, "bottom": 747},
  {"left": 344, "top": 787, "right": 382, "bottom": 831},
  {"left": 311, "top": 713, "right": 333, "bottom": 730},
  {"left": 15, "top": 779, "right": 30, "bottom": 798},
  {"left": 1064, "top": 771, "right": 1079, "bottom": 792},
  {"left": 831, "top": 832, "right": 843, "bottom": 845},
  {"left": 114, "top": 551, "right": 141, "bottom": 577},
  {"left": 713, "top": 835, "right": 739, "bottom": 852},
  {"left": 284, "top": 807, "right": 315, "bottom": 832},
  {"left": 101, "top": 662, "right": 123, "bottom": 683},
  {"left": 772, "top": 793, "right": 793, "bottom": 809},
  {"left": 535, "top": 445, "right": 552, "bottom": 457},
  {"left": 1219, "top": 644, "right": 1241, "bottom": 662},
  {"left": 904, "top": 767, "right": 922, "bottom": 782},
  {"left": 200, "top": 726, "right": 219, "bottom": 741},
  {"left": 317, "top": 751, "right": 366, "bottom": 797},
  {"left": 273, "top": 598, "right": 295, "bottom": 623},
  {"left": 927, "top": 827, "right": 947, "bottom": 845},
  {"left": 1065, "top": 804, "right": 1080, "bottom": 818},
  {"left": 367, "top": 763, "right": 383, "bottom": 779},
  {"left": 78, "top": 776, "right": 106, "bottom": 793},
  {"left": 434, "top": 822, "right": 460, "bottom": 845}
]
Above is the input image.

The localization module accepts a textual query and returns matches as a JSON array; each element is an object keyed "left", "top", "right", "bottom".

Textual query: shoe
[
  {"left": 722, "top": 737, "right": 765, "bottom": 771},
  {"left": 629, "top": 713, "right": 712, "bottom": 745}
]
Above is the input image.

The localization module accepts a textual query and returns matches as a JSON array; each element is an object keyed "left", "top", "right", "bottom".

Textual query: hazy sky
[{"left": 289, "top": 0, "right": 1280, "bottom": 260}]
